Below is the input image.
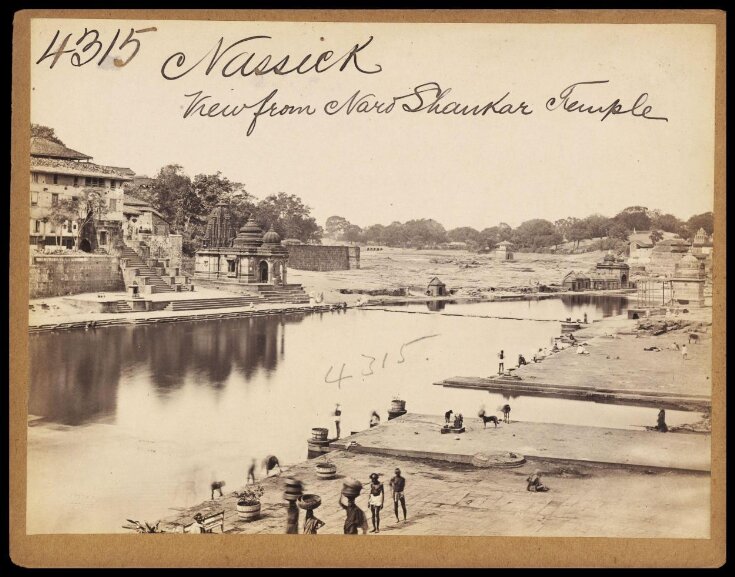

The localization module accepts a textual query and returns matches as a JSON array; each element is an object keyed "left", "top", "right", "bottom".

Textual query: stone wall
[
  {"left": 138, "top": 233, "right": 183, "bottom": 270},
  {"left": 287, "top": 245, "right": 360, "bottom": 271},
  {"left": 29, "top": 254, "right": 124, "bottom": 298},
  {"left": 646, "top": 251, "right": 686, "bottom": 278}
]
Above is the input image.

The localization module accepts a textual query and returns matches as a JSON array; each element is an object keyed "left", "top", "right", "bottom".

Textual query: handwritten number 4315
[
  {"left": 36, "top": 27, "right": 157, "bottom": 69},
  {"left": 325, "top": 334, "right": 440, "bottom": 388}
]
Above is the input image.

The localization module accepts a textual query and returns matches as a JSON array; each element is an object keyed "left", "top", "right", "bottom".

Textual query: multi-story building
[{"left": 29, "top": 137, "right": 132, "bottom": 251}]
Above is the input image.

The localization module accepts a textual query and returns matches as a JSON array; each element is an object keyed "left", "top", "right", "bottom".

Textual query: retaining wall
[
  {"left": 287, "top": 245, "right": 360, "bottom": 271},
  {"left": 29, "top": 254, "right": 124, "bottom": 299}
]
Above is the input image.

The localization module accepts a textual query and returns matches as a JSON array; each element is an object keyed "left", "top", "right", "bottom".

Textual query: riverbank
[
  {"left": 436, "top": 304, "right": 711, "bottom": 412},
  {"left": 157, "top": 413, "right": 710, "bottom": 537}
]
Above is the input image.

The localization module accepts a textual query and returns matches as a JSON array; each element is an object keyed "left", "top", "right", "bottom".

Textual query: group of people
[
  {"left": 444, "top": 409, "right": 464, "bottom": 429},
  {"left": 306, "top": 468, "right": 408, "bottom": 535},
  {"left": 209, "top": 455, "right": 283, "bottom": 501}
]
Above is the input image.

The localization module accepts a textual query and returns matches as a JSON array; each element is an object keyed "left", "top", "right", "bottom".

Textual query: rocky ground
[{"left": 290, "top": 248, "right": 604, "bottom": 305}]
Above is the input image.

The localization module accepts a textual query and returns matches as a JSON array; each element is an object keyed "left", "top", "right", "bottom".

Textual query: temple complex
[
  {"left": 195, "top": 212, "right": 289, "bottom": 285},
  {"left": 562, "top": 252, "right": 631, "bottom": 291}
]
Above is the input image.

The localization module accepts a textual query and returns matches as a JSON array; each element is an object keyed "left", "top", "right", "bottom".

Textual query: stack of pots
[
  {"left": 283, "top": 478, "right": 304, "bottom": 502},
  {"left": 311, "top": 428, "right": 329, "bottom": 442},
  {"left": 390, "top": 399, "right": 407, "bottom": 412},
  {"left": 341, "top": 478, "right": 363, "bottom": 499},
  {"left": 388, "top": 399, "right": 407, "bottom": 421},
  {"left": 315, "top": 461, "right": 337, "bottom": 479}
]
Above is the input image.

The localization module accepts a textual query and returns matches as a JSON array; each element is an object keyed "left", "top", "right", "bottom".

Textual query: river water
[{"left": 26, "top": 295, "right": 694, "bottom": 533}]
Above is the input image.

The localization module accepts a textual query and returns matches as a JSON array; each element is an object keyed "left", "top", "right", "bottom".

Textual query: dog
[
  {"left": 688, "top": 333, "right": 700, "bottom": 344},
  {"left": 480, "top": 414, "right": 500, "bottom": 428}
]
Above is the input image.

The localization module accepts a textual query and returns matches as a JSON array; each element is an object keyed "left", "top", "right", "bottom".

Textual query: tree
[
  {"left": 46, "top": 198, "right": 77, "bottom": 246},
  {"left": 325, "top": 216, "right": 351, "bottom": 240},
  {"left": 497, "top": 222, "right": 514, "bottom": 242},
  {"left": 614, "top": 207, "right": 651, "bottom": 232},
  {"left": 363, "top": 224, "right": 386, "bottom": 245},
  {"left": 581, "top": 214, "right": 611, "bottom": 239},
  {"left": 31, "top": 123, "right": 65, "bottom": 145},
  {"left": 191, "top": 172, "right": 238, "bottom": 219},
  {"left": 255, "top": 192, "right": 322, "bottom": 243},
  {"left": 69, "top": 189, "right": 108, "bottom": 250},
  {"left": 607, "top": 221, "right": 630, "bottom": 241},
  {"left": 651, "top": 212, "right": 682, "bottom": 233},
  {"left": 649, "top": 230, "right": 664, "bottom": 245},
  {"left": 686, "top": 212, "right": 714, "bottom": 236},
  {"left": 479, "top": 226, "right": 500, "bottom": 248},
  {"left": 147, "top": 164, "right": 193, "bottom": 232},
  {"left": 343, "top": 224, "right": 364, "bottom": 244},
  {"left": 402, "top": 219, "right": 447, "bottom": 248},
  {"left": 512, "top": 219, "right": 561, "bottom": 250},
  {"left": 447, "top": 227, "right": 482, "bottom": 247}
]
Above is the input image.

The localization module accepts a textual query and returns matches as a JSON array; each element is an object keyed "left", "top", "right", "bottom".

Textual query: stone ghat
[
  {"left": 27, "top": 303, "right": 345, "bottom": 334},
  {"left": 436, "top": 376, "right": 711, "bottom": 412}
]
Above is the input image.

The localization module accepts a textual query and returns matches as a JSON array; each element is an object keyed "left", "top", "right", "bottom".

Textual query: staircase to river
[
  {"left": 119, "top": 243, "right": 193, "bottom": 294},
  {"left": 256, "top": 284, "right": 311, "bottom": 304}
]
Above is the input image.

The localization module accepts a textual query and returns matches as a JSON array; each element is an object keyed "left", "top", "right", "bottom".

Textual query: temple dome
[
  {"left": 262, "top": 227, "right": 282, "bottom": 245},
  {"left": 675, "top": 253, "right": 703, "bottom": 278},
  {"left": 603, "top": 251, "right": 616, "bottom": 263},
  {"left": 232, "top": 216, "right": 264, "bottom": 248}
]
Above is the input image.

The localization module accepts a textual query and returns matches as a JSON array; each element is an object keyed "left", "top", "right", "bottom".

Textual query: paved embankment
[
  {"left": 330, "top": 413, "right": 710, "bottom": 472},
  {"left": 158, "top": 414, "right": 710, "bottom": 538},
  {"left": 436, "top": 311, "right": 712, "bottom": 409},
  {"left": 27, "top": 302, "right": 346, "bottom": 333}
]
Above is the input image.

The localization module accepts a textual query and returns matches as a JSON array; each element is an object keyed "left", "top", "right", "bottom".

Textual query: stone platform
[{"left": 330, "top": 413, "right": 711, "bottom": 472}]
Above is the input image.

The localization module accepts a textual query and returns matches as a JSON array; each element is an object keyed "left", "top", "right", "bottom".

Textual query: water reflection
[
  {"left": 559, "top": 294, "right": 627, "bottom": 318},
  {"left": 29, "top": 314, "right": 306, "bottom": 424},
  {"left": 426, "top": 300, "right": 457, "bottom": 311}
]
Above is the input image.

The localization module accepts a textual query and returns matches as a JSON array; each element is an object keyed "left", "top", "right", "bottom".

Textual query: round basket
[
  {"left": 311, "top": 428, "right": 329, "bottom": 442},
  {"left": 297, "top": 494, "right": 322, "bottom": 511}
]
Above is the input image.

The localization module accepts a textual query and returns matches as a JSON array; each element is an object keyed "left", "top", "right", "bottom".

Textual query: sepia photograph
[{"left": 11, "top": 10, "right": 725, "bottom": 567}]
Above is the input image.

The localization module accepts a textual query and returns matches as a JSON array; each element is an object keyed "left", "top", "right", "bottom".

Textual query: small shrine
[
  {"left": 494, "top": 241, "right": 514, "bottom": 261},
  {"left": 427, "top": 277, "right": 447, "bottom": 297},
  {"left": 670, "top": 252, "right": 706, "bottom": 306},
  {"left": 194, "top": 204, "right": 289, "bottom": 285}
]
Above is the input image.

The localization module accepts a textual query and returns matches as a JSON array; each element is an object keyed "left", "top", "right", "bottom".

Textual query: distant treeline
[{"left": 324, "top": 207, "right": 713, "bottom": 252}]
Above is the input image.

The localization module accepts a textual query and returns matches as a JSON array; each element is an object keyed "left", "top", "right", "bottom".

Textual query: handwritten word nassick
[
  {"left": 161, "top": 35, "right": 382, "bottom": 80},
  {"left": 546, "top": 80, "right": 669, "bottom": 122}
]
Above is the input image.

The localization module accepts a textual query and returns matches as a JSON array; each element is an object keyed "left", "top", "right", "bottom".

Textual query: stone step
[{"left": 167, "top": 296, "right": 263, "bottom": 311}]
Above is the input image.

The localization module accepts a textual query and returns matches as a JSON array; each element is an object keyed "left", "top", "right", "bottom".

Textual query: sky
[{"left": 30, "top": 20, "right": 716, "bottom": 230}]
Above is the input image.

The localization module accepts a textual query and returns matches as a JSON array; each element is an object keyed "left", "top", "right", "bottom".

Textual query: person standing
[
  {"left": 444, "top": 409, "right": 453, "bottom": 425},
  {"left": 368, "top": 473, "right": 385, "bottom": 533},
  {"left": 681, "top": 344, "right": 688, "bottom": 360},
  {"left": 390, "top": 468, "right": 407, "bottom": 522},
  {"left": 657, "top": 409, "right": 668, "bottom": 433},
  {"left": 339, "top": 495, "right": 368, "bottom": 534},
  {"left": 247, "top": 458, "right": 257, "bottom": 484},
  {"left": 333, "top": 404, "right": 342, "bottom": 439},
  {"left": 303, "top": 508, "right": 325, "bottom": 534},
  {"left": 498, "top": 350, "right": 505, "bottom": 375},
  {"left": 286, "top": 501, "right": 299, "bottom": 534}
]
